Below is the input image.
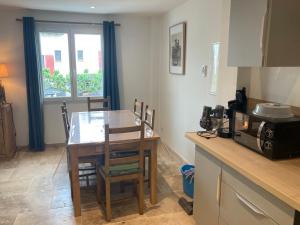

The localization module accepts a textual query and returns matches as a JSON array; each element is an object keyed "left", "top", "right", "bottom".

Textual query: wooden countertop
[{"left": 185, "top": 132, "right": 300, "bottom": 212}]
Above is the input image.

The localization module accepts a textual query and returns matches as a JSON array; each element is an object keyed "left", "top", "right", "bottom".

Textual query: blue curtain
[
  {"left": 23, "top": 17, "right": 45, "bottom": 151},
  {"left": 103, "top": 21, "right": 120, "bottom": 110}
]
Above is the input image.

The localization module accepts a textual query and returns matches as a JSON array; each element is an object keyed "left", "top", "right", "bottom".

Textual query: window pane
[
  {"left": 39, "top": 32, "right": 71, "bottom": 98},
  {"left": 54, "top": 50, "right": 62, "bottom": 62},
  {"left": 209, "top": 42, "right": 221, "bottom": 95},
  {"left": 77, "top": 50, "right": 84, "bottom": 62},
  {"left": 75, "top": 34, "right": 102, "bottom": 97}
]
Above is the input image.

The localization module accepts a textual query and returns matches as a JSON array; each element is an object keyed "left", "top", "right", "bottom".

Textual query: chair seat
[{"left": 100, "top": 162, "right": 141, "bottom": 177}]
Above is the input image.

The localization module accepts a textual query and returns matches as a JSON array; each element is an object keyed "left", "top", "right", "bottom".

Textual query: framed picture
[{"left": 169, "top": 22, "right": 186, "bottom": 75}]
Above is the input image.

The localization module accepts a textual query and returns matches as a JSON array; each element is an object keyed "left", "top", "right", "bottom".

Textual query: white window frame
[{"left": 36, "top": 23, "right": 103, "bottom": 103}]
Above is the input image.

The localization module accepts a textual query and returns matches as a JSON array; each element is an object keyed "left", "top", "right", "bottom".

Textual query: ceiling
[{"left": 0, "top": 0, "right": 187, "bottom": 14}]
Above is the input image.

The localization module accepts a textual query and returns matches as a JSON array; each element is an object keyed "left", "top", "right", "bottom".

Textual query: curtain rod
[{"left": 16, "top": 18, "right": 121, "bottom": 26}]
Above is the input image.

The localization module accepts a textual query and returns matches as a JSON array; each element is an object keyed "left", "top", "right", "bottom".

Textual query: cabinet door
[
  {"left": 2, "top": 104, "right": 16, "bottom": 158},
  {"left": 220, "top": 182, "right": 279, "bottom": 225},
  {"left": 228, "top": 0, "right": 268, "bottom": 67},
  {"left": 0, "top": 111, "right": 5, "bottom": 157},
  {"left": 194, "top": 146, "right": 222, "bottom": 225},
  {"left": 265, "top": 0, "right": 300, "bottom": 66}
]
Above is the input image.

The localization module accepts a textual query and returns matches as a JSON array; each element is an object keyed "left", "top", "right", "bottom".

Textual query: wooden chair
[
  {"left": 61, "top": 105, "right": 70, "bottom": 141},
  {"left": 145, "top": 105, "right": 155, "bottom": 131},
  {"left": 62, "top": 101, "right": 70, "bottom": 131},
  {"left": 133, "top": 99, "right": 144, "bottom": 120},
  {"left": 144, "top": 105, "right": 155, "bottom": 184},
  {"left": 96, "top": 122, "right": 145, "bottom": 221},
  {"left": 61, "top": 103, "right": 96, "bottom": 188},
  {"left": 87, "top": 96, "right": 111, "bottom": 112}
]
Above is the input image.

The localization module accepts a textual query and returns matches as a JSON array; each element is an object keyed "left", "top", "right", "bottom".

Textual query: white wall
[
  {"left": 237, "top": 67, "right": 300, "bottom": 107},
  {"left": 156, "top": 0, "right": 238, "bottom": 163},
  {"left": 0, "top": 7, "right": 153, "bottom": 146},
  {"left": 0, "top": 7, "right": 29, "bottom": 147}
]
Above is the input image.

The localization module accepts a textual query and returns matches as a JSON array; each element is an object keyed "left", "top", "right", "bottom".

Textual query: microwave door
[{"left": 234, "top": 114, "right": 265, "bottom": 153}]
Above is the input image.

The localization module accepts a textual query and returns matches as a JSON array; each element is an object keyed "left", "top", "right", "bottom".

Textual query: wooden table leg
[
  {"left": 70, "top": 147, "right": 81, "bottom": 217},
  {"left": 150, "top": 141, "right": 158, "bottom": 204}
]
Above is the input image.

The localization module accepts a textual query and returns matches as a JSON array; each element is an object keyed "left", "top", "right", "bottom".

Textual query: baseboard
[
  {"left": 16, "top": 143, "right": 66, "bottom": 151},
  {"left": 45, "top": 143, "right": 66, "bottom": 148},
  {"left": 160, "top": 140, "right": 191, "bottom": 164}
]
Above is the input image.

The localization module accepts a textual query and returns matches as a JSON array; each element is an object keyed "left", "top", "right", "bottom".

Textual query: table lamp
[{"left": 0, "top": 64, "right": 8, "bottom": 104}]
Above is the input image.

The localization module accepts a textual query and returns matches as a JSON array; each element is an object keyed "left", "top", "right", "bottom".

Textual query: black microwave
[{"left": 233, "top": 111, "right": 300, "bottom": 160}]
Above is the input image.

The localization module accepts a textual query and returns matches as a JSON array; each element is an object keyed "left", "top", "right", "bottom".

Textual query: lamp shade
[{"left": 0, "top": 64, "right": 8, "bottom": 78}]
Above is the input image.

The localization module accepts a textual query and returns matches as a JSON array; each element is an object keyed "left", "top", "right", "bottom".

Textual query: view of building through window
[
  {"left": 39, "top": 32, "right": 71, "bottom": 98},
  {"left": 75, "top": 34, "right": 102, "bottom": 97},
  {"left": 39, "top": 32, "right": 102, "bottom": 99}
]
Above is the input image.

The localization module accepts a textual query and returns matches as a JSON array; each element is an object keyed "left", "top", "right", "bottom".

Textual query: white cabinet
[
  {"left": 220, "top": 182, "right": 278, "bottom": 225},
  {"left": 228, "top": 0, "right": 300, "bottom": 67},
  {"left": 193, "top": 146, "right": 297, "bottom": 225},
  {"left": 194, "top": 146, "right": 222, "bottom": 225}
]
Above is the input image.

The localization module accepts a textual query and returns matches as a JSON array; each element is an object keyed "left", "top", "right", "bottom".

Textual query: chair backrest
[
  {"left": 61, "top": 104, "right": 70, "bottom": 142},
  {"left": 144, "top": 105, "right": 155, "bottom": 130},
  {"left": 133, "top": 99, "right": 144, "bottom": 120},
  {"left": 87, "top": 97, "right": 111, "bottom": 112},
  {"left": 104, "top": 122, "right": 145, "bottom": 176},
  {"left": 62, "top": 101, "right": 69, "bottom": 124}
]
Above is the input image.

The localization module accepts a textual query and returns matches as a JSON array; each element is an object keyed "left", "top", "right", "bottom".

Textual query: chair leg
[
  {"left": 105, "top": 177, "right": 112, "bottom": 222},
  {"left": 86, "top": 175, "right": 90, "bottom": 187},
  {"left": 148, "top": 156, "right": 151, "bottom": 188},
  {"left": 69, "top": 170, "right": 74, "bottom": 200},
  {"left": 133, "top": 179, "right": 138, "bottom": 196},
  {"left": 143, "top": 156, "right": 146, "bottom": 176},
  {"left": 138, "top": 175, "right": 144, "bottom": 215},
  {"left": 96, "top": 170, "right": 102, "bottom": 204}
]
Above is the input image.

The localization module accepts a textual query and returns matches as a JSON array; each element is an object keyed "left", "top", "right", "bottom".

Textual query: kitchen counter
[{"left": 185, "top": 132, "right": 300, "bottom": 212}]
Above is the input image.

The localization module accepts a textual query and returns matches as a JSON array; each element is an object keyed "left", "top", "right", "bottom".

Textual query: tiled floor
[{"left": 0, "top": 144, "right": 195, "bottom": 225}]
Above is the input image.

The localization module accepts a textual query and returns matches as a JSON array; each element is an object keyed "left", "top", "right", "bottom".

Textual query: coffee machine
[
  {"left": 198, "top": 88, "right": 248, "bottom": 139},
  {"left": 200, "top": 105, "right": 225, "bottom": 131}
]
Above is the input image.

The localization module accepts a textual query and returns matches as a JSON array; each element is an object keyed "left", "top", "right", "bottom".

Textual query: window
[
  {"left": 38, "top": 28, "right": 103, "bottom": 100},
  {"left": 75, "top": 34, "right": 102, "bottom": 97},
  {"left": 54, "top": 50, "right": 62, "bottom": 62},
  {"left": 209, "top": 42, "right": 221, "bottom": 95},
  {"left": 77, "top": 50, "right": 84, "bottom": 62},
  {"left": 39, "top": 32, "right": 71, "bottom": 98}
]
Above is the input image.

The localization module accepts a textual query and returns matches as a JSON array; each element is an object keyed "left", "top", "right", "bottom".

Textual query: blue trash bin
[{"left": 180, "top": 164, "right": 195, "bottom": 198}]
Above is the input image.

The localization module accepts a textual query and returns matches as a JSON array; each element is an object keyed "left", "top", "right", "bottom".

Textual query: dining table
[{"left": 67, "top": 110, "right": 160, "bottom": 217}]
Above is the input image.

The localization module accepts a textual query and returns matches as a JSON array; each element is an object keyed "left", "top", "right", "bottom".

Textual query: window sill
[{"left": 43, "top": 97, "right": 101, "bottom": 105}]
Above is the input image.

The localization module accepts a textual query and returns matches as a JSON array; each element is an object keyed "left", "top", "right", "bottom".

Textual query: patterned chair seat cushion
[{"left": 100, "top": 162, "right": 141, "bottom": 176}]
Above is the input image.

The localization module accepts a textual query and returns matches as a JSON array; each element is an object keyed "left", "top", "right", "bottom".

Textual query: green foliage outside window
[{"left": 42, "top": 68, "right": 103, "bottom": 97}]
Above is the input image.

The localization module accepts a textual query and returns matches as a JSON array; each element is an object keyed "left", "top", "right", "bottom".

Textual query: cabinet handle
[
  {"left": 216, "top": 173, "right": 221, "bottom": 205},
  {"left": 236, "top": 193, "right": 267, "bottom": 217},
  {"left": 260, "top": 0, "right": 271, "bottom": 65},
  {"left": 259, "top": 14, "right": 266, "bottom": 50}
]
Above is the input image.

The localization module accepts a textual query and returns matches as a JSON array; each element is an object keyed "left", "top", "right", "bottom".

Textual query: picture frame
[{"left": 169, "top": 22, "right": 187, "bottom": 75}]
